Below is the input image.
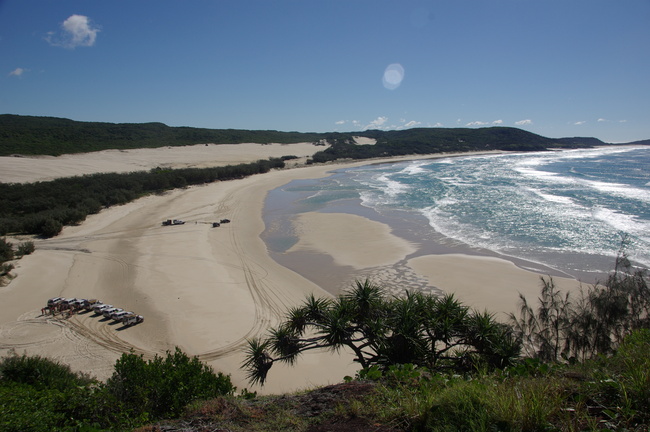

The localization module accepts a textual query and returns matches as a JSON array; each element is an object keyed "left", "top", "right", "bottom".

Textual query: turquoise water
[{"left": 263, "top": 146, "right": 650, "bottom": 279}]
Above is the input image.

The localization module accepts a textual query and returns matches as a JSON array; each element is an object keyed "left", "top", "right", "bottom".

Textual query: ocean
[{"left": 262, "top": 146, "right": 650, "bottom": 288}]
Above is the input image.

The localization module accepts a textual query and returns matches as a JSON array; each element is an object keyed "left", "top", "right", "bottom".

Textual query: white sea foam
[
  {"left": 515, "top": 164, "right": 576, "bottom": 185},
  {"left": 525, "top": 187, "right": 575, "bottom": 205},
  {"left": 592, "top": 206, "right": 649, "bottom": 236},
  {"left": 550, "top": 146, "right": 634, "bottom": 161},
  {"left": 358, "top": 190, "right": 377, "bottom": 208},
  {"left": 374, "top": 173, "right": 410, "bottom": 197},
  {"left": 400, "top": 161, "right": 428, "bottom": 175},
  {"left": 582, "top": 179, "right": 650, "bottom": 203}
]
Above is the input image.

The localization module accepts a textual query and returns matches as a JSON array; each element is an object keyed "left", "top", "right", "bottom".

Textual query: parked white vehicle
[
  {"left": 83, "top": 299, "right": 101, "bottom": 311},
  {"left": 69, "top": 299, "right": 86, "bottom": 309},
  {"left": 47, "top": 297, "right": 64, "bottom": 307},
  {"left": 122, "top": 314, "right": 144, "bottom": 326},
  {"left": 93, "top": 304, "right": 112, "bottom": 313},
  {"left": 102, "top": 307, "right": 122, "bottom": 318},
  {"left": 117, "top": 312, "right": 134, "bottom": 322},
  {"left": 111, "top": 310, "right": 131, "bottom": 321}
]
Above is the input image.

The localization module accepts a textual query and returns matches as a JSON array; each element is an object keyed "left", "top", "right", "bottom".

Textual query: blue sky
[{"left": 1, "top": 0, "right": 649, "bottom": 142}]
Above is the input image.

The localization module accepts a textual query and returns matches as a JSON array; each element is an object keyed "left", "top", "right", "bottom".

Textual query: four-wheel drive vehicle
[
  {"left": 83, "top": 299, "right": 101, "bottom": 310},
  {"left": 111, "top": 310, "right": 131, "bottom": 321},
  {"left": 162, "top": 219, "right": 185, "bottom": 226},
  {"left": 69, "top": 299, "right": 86, "bottom": 309},
  {"left": 93, "top": 304, "right": 113, "bottom": 313},
  {"left": 47, "top": 297, "right": 64, "bottom": 307},
  {"left": 102, "top": 307, "right": 122, "bottom": 318},
  {"left": 123, "top": 314, "right": 144, "bottom": 326}
]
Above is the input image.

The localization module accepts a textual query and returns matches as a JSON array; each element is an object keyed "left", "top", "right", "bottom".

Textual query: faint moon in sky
[{"left": 382, "top": 63, "right": 405, "bottom": 90}]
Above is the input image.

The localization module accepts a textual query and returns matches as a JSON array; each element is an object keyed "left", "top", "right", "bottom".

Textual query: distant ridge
[
  {"left": 0, "top": 114, "right": 632, "bottom": 158},
  {"left": 552, "top": 137, "right": 610, "bottom": 147},
  {"left": 626, "top": 138, "right": 650, "bottom": 146}
]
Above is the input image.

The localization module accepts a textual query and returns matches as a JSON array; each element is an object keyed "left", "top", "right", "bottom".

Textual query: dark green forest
[
  {"left": 0, "top": 115, "right": 609, "bottom": 157},
  {"left": 309, "top": 127, "right": 604, "bottom": 163},
  {"left": 0, "top": 115, "right": 326, "bottom": 156}
]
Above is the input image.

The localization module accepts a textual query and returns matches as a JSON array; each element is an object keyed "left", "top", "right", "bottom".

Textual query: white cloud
[
  {"left": 466, "top": 121, "right": 488, "bottom": 127},
  {"left": 432, "top": 122, "right": 444, "bottom": 127},
  {"left": 395, "top": 120, "right": 421, "bottom": 130},
  {"left": 47, "top": 15, "right": 100, "bottom": 48},
  {"left": 515, "top": 119, "right": 533, "bottom": 126},
  {"left": 492, "top": 119, "right": 503, "bottom": 125},
  {"left": 335, "top": 120, "right": 346, "bottom": 125},
  {"left": 9, "top": 68, "right": 26, "bottom": 77},
  {"left": 347, "top": 117, "right": 422, "bottom": 131},
  {"left": 619, "top": 119, "right": 628, "bottom": 123},
  {"left": 574, "top": 121, "right": 586, "bottom": 125},
  {"left": 365, "top": 116, "right": 389, "bottom": 130},
  {"left": 598, "top": 118, "right": 607, "bottom": 122}
]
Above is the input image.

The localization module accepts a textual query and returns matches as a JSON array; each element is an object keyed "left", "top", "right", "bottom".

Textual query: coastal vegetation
[
  {"left": 308, "top": 127, "right": 602, "bottom": 164},
  {"left": 510, "top": 242, "right": 650, "bottom": 363},
  {"left": 243, "top": 280, "right": 520, "bottom": 386},
  {"left": 0, "top": 115, "right": 324, "bottom": 156},
  {"left": 0, "top": 238, "right": 34, "bottom": 284},
  {"left": 0, "top": 348, "right": 234, "bottom": 431},
  {"left": 0, "top": 158, "right": 285, "bottom": 237}
]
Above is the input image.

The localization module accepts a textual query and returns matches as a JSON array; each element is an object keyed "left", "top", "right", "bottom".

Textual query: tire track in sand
[{"left": 198, "top": 188, "right": 298, "bottom": 362}]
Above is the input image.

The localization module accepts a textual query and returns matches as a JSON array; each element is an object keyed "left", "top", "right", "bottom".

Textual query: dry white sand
[
  {"left": 0, "top": 145, "right": 584, "bottom": 394},
  {"left": 0, "top": 142, "right": 321, "bottom": 183}
]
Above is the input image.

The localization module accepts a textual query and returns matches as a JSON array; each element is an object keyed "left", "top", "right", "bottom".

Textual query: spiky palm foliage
[{"left": 243, "top": 279, "right": 520, "bottom": 385}]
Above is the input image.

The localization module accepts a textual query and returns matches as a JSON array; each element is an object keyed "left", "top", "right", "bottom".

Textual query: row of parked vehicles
[{"left": 46, "top": 297, "right": 144, "bottom": 326}]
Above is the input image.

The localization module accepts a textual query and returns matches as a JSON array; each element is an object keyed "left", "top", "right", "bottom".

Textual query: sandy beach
[{"left": 0, "top": 144, "right": 585, "bottom": 394}]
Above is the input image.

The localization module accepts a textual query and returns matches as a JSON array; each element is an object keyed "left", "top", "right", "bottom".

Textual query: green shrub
[
  {"left": 510, "top": 245, "right": 649, "bottom": 363},
  {"left": 40, "top": 218, "right": 63, "bottom": 238},
  {"left": 16, "top": 241, "right": 35, "bottom": 256},
  {"left": 0, "top": 351, "right": 94, "bottom": 391},
  {"left": 0, "top": 238, "right": 13, "bottom": 262},
  {"left": 0, "top": 263, "right": 14, "bottom": 277},
  {"left": 0, "top": 383, "right": 67, "bottom": 432},
  {"left": 586, "top": 329, "right": 650, "bottom": 427},
  {"left": 105, "top": 348, "right": 235, "bottom": 420}
]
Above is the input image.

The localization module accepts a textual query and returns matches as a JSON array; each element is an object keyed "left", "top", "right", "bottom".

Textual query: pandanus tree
[{"left": 243, "top": 279, "right": 521, "bottom": 385}]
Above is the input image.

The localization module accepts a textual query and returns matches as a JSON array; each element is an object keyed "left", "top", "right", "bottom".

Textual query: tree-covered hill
[
  {"left": 0, "top": 114, "right": 612, "bottom": 157},
  {"left": 308, "top": 127, "right": 607, "bottom": 163},
  {"left": 0, "top": 115, "right": 325, "bottom": 156}
]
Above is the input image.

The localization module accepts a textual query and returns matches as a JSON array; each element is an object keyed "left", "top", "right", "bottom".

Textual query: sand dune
[{"left": 0, "top": 142, "right": 321, "bottom": 183}]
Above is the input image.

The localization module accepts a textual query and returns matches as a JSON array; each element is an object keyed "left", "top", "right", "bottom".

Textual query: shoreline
[
  {"left": 0, "top": 146, "right": 585, "bottom": 394},
  {"left": 261, "top": 156, "right": 590, "bottom": 311}
]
